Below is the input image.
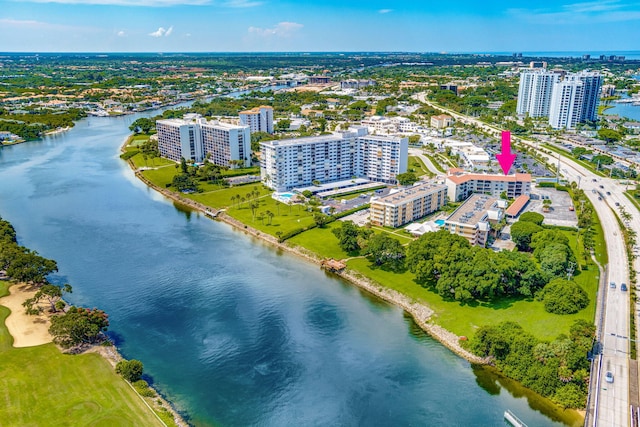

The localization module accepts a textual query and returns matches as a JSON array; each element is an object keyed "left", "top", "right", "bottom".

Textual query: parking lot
[
  {"left": 524, "top": 186, "right": 578, "bottom": 227},
  {"left": 339, "top": 208, "right": 371, "bottom": 226}
]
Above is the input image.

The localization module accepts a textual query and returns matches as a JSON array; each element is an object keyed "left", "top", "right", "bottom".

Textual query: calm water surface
[{"left": 0, "top": 114, "right": 580, "bottom": 426}]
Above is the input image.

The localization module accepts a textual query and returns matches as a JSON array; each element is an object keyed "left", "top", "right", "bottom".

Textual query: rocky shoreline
[{"left": 123, "top": 143, "right": 488, "bottom": 366}]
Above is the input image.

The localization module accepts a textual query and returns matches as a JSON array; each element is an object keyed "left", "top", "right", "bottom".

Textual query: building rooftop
[
  {"left": 446, "top": 194, "right": 498, "bottom": 225},
  {"left": 239, "top": 105, "right": 273, "bottom": 114},
  {"left": 157, "top": 116, "right": 248, "bottom": 130},
  {"left": 374, "top": 181, "right": 447, "bottom": 207},
  {"left": 446, "top": 170, "right": 532, "bottom": 184},
  {"left": 505, "top": 195, "right": 530, "bottom": 217}
]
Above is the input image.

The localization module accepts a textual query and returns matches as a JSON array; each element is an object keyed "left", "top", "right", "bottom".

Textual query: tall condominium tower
[
  {"left": 549, "top": 76, "right": 585, "bottom": 130},
  {"left": 239, "top": 106, "right": 274, "bottom": 134},
  {"left": 516, "top": 69, "right": 559, "bottom": 118},
  {"left": 157, "top": 114, "right": 251, "bottom": 167},
  {"left": 576, "top": 71, "right": 603, "bottom": 123}
]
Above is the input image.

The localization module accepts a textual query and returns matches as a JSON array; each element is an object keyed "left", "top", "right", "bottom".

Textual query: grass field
[
  {"left": 0, "top": 281, "right": 166, "bottom": 427},
  {"left": 407, "top": 156, "right": 433, "bottom": 177}
]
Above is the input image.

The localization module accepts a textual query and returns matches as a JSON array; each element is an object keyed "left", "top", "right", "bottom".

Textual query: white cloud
[
  {"left": 149, "top": 27, "right": 166, "bottom": 37},
  {"left": 117, "top": 30, "right": 125, "bottom": 36},
  {"left": 508, "top": 0, "right": 640, "bottom": 24},
  {"left": 0, "top": 18, "right": 92, "bottom": 31},
  {"left": 148, "top": 26, "right": 173, "bottom": 37},
  {"left": 223, "top": 0, "right": 262, "bottom": 7},
  {"left": 378, "top": 9, "right": 393, "bottom": 14},
  {"left": 248, "top": 21, "right": 303, "bottom": 38},
  {"left": 8, "top": 0, "right": 210, "bottom": 6}
]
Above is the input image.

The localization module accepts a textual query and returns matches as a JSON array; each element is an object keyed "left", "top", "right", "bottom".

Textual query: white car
[{"left": 605, "top": 371, "right": 614, "bottom": 383}]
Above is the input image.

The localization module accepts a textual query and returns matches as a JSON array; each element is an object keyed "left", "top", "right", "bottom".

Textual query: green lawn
[
  {"left": 0, "top": 281, "right": 165, "bottom": 427},
  {"left": 129, "top": 153, "right": 175, "bottom": 169},
  {"left": 128, "top": 134, "right": 151, "bottom": 146},
  {"left": 287, "top": 222, "right": 353, "bottom": 259},
  {"left": 408, "top": 156, "right": 433, "bottom": 177},
  {"left": 142, "top": 165, "right": 178, "bottom": 188}
]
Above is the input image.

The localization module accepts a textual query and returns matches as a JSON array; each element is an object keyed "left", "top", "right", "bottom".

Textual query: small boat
[{"left": 504, "top": 410, "right": 528, "bottom": 427}]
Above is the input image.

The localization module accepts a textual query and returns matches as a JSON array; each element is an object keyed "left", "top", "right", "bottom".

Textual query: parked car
[
  {"left": 621, "top": 283, "right": 628, "bottom": 291},
  {"left": 615, "top": 202, "right": 620, "bottom": 206},
  {"left": 610, "top": 282, "right": 616, "bottom": 289},
  {"left": 599, "top": 185, "right": 604, "bottom": 189},
  {"left": 605, "top": 371, "right": 614, "bottom": 383},
  {"left": 606, "top": 191, "right": 611, "bottom": 196}
]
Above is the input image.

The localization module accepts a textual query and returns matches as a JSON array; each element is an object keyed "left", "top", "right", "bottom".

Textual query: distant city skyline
[{"left": 2, "top": 0, "right": 640, "bottom": 52}]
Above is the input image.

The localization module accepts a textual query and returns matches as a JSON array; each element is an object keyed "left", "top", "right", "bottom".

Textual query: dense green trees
[
  {"left": 331, "top": 221, "right": 372, "bottom": 254},
  {"left": 365, "top": 234, "right": 405, "bottom": 271},
  {"left": 597, "top": 128, "right": 622, "bottom": 143},
  {"left": 540, "top": 279, "right": 589, "bottom": 314},
  {"left": 471, "top": 319, "right": 594, "bottom": 408},
  {"left": 0, "top": 108, "right": 86, "bottom": 140},
  {"left": 129, "top": 118, "right": 155, "bottom": 134},
  {"left": 406, "top": 230, "right": 546, "bottom": 301},
  {"left": 396, "top": 172, "right": 419, "bottom": 186},
  {"left": 23, "top": 283, "right": 72, "bottom": 314},
  {"left": 510, "top": 221, "right": 542, "bottom": 251},
  {"left": 48, "top": 306, "right": 110, "bottom": 348},
  {"left": 519, "top": 212, "right": 544, "bottom": 226},
  {"left": 116, "top": 360, "right": 144, "bottom": 382}
]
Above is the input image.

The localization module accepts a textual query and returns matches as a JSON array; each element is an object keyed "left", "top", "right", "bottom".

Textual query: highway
[{"left": 414, "top": 92, "right": 637, "bottom": 426}]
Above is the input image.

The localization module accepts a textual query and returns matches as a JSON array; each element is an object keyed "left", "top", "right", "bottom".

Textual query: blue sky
[{"left": 1, "top": 0, "right": 639, "bottom": 52}]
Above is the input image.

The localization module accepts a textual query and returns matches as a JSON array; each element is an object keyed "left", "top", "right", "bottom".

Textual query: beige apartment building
[
  {"left": 443, "top": 194, "right": 503, "bottom": 247},
  {"left": 430, "top": 114, "right": 454, "bottom": 129},
  {"left": 370, "top": 182, "right": 447, "bottom": 228},
  {"left": 445, "top": 169, "right": 532, "bottom": 202}
]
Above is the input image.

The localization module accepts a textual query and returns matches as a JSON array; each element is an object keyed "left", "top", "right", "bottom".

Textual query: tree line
[{"left": 0, "top": 215, "right": 110, "bottom": 349}]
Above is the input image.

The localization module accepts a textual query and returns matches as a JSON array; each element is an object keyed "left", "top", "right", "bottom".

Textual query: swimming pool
[
  {"left": 435, "top": 219, "right": 445, "bottom": 226},
  {"left": 279, "top": 192, "right": 295, "bottom": 200}
]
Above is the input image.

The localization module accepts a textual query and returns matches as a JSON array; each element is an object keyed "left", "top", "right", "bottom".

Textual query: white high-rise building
[
  {"left": 239, "top": 106, "right": 274, "bottom": 134},
  {"left": 516, "top": 69, "right": 559, "bottom": 117},
  {"left": 260, "top": 128, "right": 408, "bottom": 192},
  {"left": 576, "top": 71, "right": 603, "bottom": 123},
  {"left": 157, "top": 114, "right": 251, "bottom": 167},
  {"left": 549, "top": 77, "right": 585, "bottom": 130}
]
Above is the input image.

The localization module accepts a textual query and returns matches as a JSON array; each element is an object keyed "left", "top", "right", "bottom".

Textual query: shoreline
[
  {"left": 122, "top": 141, "right": 487, "bottom": 365},
  {"left": 0, "top": 281, "right": 189, "bottom": 427}
]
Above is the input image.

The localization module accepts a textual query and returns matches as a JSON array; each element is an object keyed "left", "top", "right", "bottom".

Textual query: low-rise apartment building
[
  {"left": 445, "top": 169, "right": 531, "bottom": 202},
  {"left": 443, "top": 194, "right": 503, "bottom": 247},
  {"left": 430, "top": 114, "right": 454, "bottom": 129},
  {"left": 260, "top": 127, "right": 407, "bottom": 192},
  {"left": 370, "top": 182, "right": 447, "bottom": 228}
]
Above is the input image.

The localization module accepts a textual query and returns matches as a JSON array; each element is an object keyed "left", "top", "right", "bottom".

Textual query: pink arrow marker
[{"left": 496, "top": 131, "right": 516, "bottom": 175}]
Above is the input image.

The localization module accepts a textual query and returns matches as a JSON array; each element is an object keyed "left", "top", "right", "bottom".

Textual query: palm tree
[
  {"left": 265, "top": 210, "right": 274, "bottom": 225},
  {"left": 257, "top": 212, "right": 265, "bottom": 224},
  {"left": 275, "top": 231, "right": 283, "bottom": 242},
  {"left": 230, "top": 195, "right": 237, "bottom": 207},
  {"left": 275, "top": 201, "right": 281, "bottom": 216}
]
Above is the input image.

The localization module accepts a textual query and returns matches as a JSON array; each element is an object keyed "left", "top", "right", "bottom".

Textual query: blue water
[
  {"left": 0, "top": 114, "right": 580, "bottom": 426},
  {"left": 435, "top": 219, "right": 446, "bottom": 226}
]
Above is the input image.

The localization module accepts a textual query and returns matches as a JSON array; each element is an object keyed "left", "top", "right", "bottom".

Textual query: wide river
[{"left": 0, "top": 112, "right": 580, "bottom": 426}]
